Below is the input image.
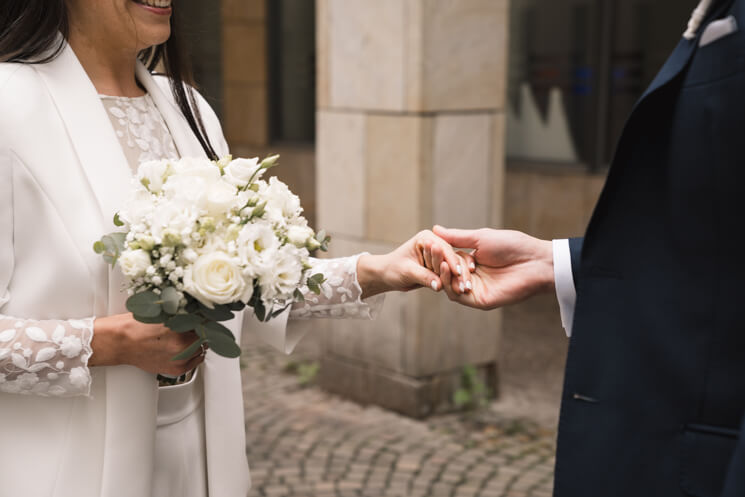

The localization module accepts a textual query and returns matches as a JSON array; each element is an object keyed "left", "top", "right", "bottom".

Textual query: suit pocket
[{"left": 681, "top": 424, "right": 739, "bottom": 497}]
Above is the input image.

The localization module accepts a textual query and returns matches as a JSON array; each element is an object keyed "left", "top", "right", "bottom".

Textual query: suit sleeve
[
  {"left": 0, "top": 150, "right": 94, "bottom": 397},
  {"left": 721, "top": 414, "right": 745, "bottom": 497},
  {"left": 568, "top": 237, "right": 584, "bottom": 287}
]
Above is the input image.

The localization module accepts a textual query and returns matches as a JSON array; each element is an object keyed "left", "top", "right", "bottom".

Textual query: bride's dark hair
[{"left": 0, "top": 0, "right": 218, "bottom": 160}]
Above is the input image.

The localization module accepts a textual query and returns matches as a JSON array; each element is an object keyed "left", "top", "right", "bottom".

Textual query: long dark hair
[{"left": 0, "top": 0, "right": 218, "bottom": 160}]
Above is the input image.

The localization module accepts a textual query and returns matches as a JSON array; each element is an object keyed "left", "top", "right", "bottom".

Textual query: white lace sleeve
[
  {"left": 290, "top": 253, "right": 385, "bottom": 320},
  {"left": 0, "top": 315, "right": 94, "bottom": 397}
]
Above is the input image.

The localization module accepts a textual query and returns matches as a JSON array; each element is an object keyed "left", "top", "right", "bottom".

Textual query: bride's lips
[{"left": 131, "top": 0, "right": 172, "bottom": 15}]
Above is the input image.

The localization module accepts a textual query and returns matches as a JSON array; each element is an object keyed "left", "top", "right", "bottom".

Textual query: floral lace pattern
[
  {"left": 290, "top": 254, "right": 385, "bottom": 319},
  {"left": 0, "top": 316, "right": 94, "bottom": 396},
  {"left": 100, "top": 94, "right": 179, "bottom": 169}
]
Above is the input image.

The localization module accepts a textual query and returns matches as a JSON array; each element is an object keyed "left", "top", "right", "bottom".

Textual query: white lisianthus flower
[
  {"left": 183, "top": 251, "right": 247, "bottom": 308},
  {"left": 286, "top": 224, "right": 315, "bottom": 248},
  {"left": 119, "top": 249, "right": 152, "bottom": 279},
  {"left": 259, "top": 244, "right": 305, "bottom": 302},
  {"left": 224, "top": 157, "right": 262, "bottom": 188},
  {"left": 236, "top": 223, "right": 280, "bottom": 271},
  {"left": 205, "top": 180, "right": 239, "bottom": 218},
  {"left": 136, "top": 159, "right": 172, "bottom": 193},
  {"left": 260, "top": 177, "right": 302, "bottom": 224}
]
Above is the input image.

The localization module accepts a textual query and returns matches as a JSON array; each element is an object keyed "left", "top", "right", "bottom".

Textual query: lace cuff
[
  {"left": 290, "top": 253, "right": 385, "bottom": 320},
  {"left": 0, "top": 315, "right": 94, "bottom": 397}
]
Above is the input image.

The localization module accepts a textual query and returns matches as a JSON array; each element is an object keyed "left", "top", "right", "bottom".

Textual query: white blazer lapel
[
  {"left": 34, "top": 43, "right": 132, "bottom": 236},
  {"left": 34, "top": 42, "right": 158, "bottom": 497}
]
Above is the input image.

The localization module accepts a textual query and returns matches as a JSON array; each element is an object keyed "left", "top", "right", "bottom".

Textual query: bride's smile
[{"left": 131, "top": 0, "right": 173, "bottom": 15}]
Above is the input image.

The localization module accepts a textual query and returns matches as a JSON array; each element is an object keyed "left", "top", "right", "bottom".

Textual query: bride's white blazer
[{"left": 0, "top": 42, "right": 292, "bottom": 497}]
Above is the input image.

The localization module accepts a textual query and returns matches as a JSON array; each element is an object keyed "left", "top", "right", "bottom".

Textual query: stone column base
[{"left": 319, "top": 354, "right": 499, "bottom": 419}]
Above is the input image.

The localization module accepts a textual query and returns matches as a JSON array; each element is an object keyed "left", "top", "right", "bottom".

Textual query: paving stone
[{"left": 242, "top": 342, "right": 556, "bottom": 497}]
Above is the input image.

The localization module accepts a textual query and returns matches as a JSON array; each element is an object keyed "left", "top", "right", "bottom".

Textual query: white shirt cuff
[{"left": 553, "top": 239, "right": 577, "bottom": 337}]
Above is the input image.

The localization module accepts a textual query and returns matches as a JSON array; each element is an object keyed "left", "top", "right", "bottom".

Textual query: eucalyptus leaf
[
  {"left": 253, "top": 299, "right": 267, "bottom": 322},
  {"left": 171, "top": 338, "right": 205, "bottom": 361},
  {"left": 160, "top": 286, "right": 181, "bottom": 315},
  {"left": 126, "top": 291, "right": 162, "bottom": 318},
  {"left": 93, "top": 241, "right": 105, "bottom": 254},
  {"left": 166, "top": 314, "right": 201, "bottom": 332},
  {"left": 198, "top": 303, "right": 235, "bottom": 322},
  {"left": 113, "top": 213, "right": 124, "bottom": 227},
  {"left": 270, "top": 305, "right": 288, "bottom": 319},
  {"left": 228, "top": 301, "right": 246, "bottom": 311},
  {"left": 204, "top": 320, "right": 235, "bottom": 339},
  {"left": 206, "top": 331, "right": 241, "bottom": 358},
  {"left": 134, "top": 312, "right": 167, "bottom": 324},
  {"left": 108, "top": 232, "right": 127, "bottom": 251},
  {"left": 293, "top": 288, "right": 305, "bottom": 302}
]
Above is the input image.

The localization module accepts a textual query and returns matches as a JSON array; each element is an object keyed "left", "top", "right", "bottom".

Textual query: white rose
[
  {"left": 224, "top": 157, "right": 262, "bottom": 188},
  {"left": 286, "top": 225, "right": 314, "bottom": 248},
  {"left": 172, "top": 157, "right": 222, "bottom": 182},
  {"left": 136, "top": 159, "right": 172, "bottom": 193},
  {"left": 205, "top": 180, "right": 239, "bottom": 218},
  {"left": 183, "top": 252, "right": 247, "bottom": 308},
  {"left": 119, "top": 249, "right": 152, "bottom": 279}
]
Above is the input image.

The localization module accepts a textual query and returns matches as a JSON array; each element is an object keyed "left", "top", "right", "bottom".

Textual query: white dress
[{"left": 0, "top": 92, "right": 383, "bottom": 497}]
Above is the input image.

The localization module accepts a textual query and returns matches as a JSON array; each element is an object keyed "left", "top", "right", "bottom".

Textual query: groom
[{"left": 431, "top": 0, "right": 745, "bottom": 495}]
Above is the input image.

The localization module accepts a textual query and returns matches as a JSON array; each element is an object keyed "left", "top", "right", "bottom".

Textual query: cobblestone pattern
[{"left": 242, "top": 343, "right": 556, "bottom": 497}]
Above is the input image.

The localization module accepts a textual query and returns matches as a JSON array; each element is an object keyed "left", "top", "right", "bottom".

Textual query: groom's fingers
[
  {"left": 440, "top": 262, "right": 460, "bottom": 301},
  {"left": 433, "top": 225, "right": 480, "bottom": 251}
]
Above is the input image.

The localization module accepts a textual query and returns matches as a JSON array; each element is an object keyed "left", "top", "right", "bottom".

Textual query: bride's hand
[
  {"left": 356, "top": 230, "right": 473, "bottom": 299},
  {"left": 89, "top": 313, "right": 206, "bottom": 376}
]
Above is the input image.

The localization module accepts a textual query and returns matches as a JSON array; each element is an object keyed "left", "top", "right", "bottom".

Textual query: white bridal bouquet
[{"left": 94, "top": 155, "right": 330, "bottom": 360}]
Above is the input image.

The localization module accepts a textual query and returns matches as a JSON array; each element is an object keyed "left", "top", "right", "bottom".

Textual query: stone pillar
[{"left": 315, "top": 0, "right": 509, "bottom": 418}]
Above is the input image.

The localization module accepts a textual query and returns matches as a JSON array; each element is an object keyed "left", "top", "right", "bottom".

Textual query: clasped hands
[{"left": 366, "top": 226, "right": 555, "bottom": 310}]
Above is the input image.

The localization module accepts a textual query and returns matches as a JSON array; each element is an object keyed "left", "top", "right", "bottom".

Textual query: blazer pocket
[{"left": 681, "top": 424, "right": 739, "bottom": 497}]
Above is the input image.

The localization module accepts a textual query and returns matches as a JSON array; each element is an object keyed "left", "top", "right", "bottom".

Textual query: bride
[{"left": 0, "top": 1, "right": 474, "bottom": 496}]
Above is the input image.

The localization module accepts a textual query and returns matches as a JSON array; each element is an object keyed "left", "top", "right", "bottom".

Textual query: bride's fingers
[
  {"left": 430, "top": 240, "right": 463, "bottom": 284},
  {"left": 455, "top": 254, "right": 472, "bottom": 294},
  {"left": 439, "top": 262, "right": 460, "bottom": 301},
  {"left": 458, "top": 251, "right": 476, "bottom": 273},
  {"left": 431, "top": 244, "right": 445, "bottom": 276}
]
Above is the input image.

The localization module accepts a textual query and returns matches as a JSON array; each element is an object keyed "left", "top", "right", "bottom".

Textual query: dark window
[
  {"left": 268, "top": 0, "right": 317, "bottom": 144},
  {"left": 507, "top": 0, "right": 697, "bottom": 170}
]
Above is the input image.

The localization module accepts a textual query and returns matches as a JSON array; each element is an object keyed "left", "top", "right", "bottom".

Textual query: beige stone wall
[{"left": 314, "top": 0, "right": 510, "bottom": 417}]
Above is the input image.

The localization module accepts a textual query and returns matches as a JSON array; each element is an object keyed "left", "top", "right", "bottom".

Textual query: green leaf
[
  {"left": 126, "top": 291, "right": 162, "bottom": 318},
  {"left": 253, "top": 299, "right": 267, "bottom": 322},
  {"left": 134, "top": 312, "right": 167, "bottom": 324},
  {"left": 270, "top": 305, "right": 288, "bottom": 319},
  {"left": 316, "top": 230, "right": 327, "bottom": 243},
  {"left": 203, "top": 320, "right": 235, "bottom": 340},
  {"left": 206, "top": 331, "right": 241, "bottom": 358},
  {"left": 166, "top": 314, "right": 201, "bottom": 332},
  {"left": 293, "top": 288, "right": 305, "bottom": 302},
  {"left": 160, "top": 286, "right": 181, "bottom": 315},
  {"left": 113, "top": 213, "right": 124, "bottom": 227},
  {"left": 93, "top": 240, "right": 105, "bottom": 254},
  {"left": 108, "top": 232, "right": 127, "bottom": 251},
  {"left": 198, "top": 303, "right": 235, "bottom": 322},
  {"left": 228, "top": 301, "right": 246, "bottom": 311},
  {"left": 171, "top": 338, "right": 206, "bottom": 361},
  {"left": 453, "top": 389, "right": 471, "bottom": 408}
]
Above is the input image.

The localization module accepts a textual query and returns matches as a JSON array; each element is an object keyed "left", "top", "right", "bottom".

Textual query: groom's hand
[{"left": 431, "top": 226, "right": 554, "bottom": 310}]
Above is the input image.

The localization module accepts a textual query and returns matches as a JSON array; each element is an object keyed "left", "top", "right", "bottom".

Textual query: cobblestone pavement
[{"left": 241, "top": 342, "right": 557, "bottom": 497}]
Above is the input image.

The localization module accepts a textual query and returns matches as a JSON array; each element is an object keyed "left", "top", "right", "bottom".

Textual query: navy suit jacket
[{"left": 555, "top": 1, "right": 745, "bottom": 496}]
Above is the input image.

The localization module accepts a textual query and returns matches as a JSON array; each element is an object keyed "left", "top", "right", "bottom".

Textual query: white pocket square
[{"left": 700, "top": 15, "right": 738, "bottom": 47}]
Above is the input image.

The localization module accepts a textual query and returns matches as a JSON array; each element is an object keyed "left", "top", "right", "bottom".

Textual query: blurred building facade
[{"left": 180, "top": 0, "right": 697, "bottom": 417}]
